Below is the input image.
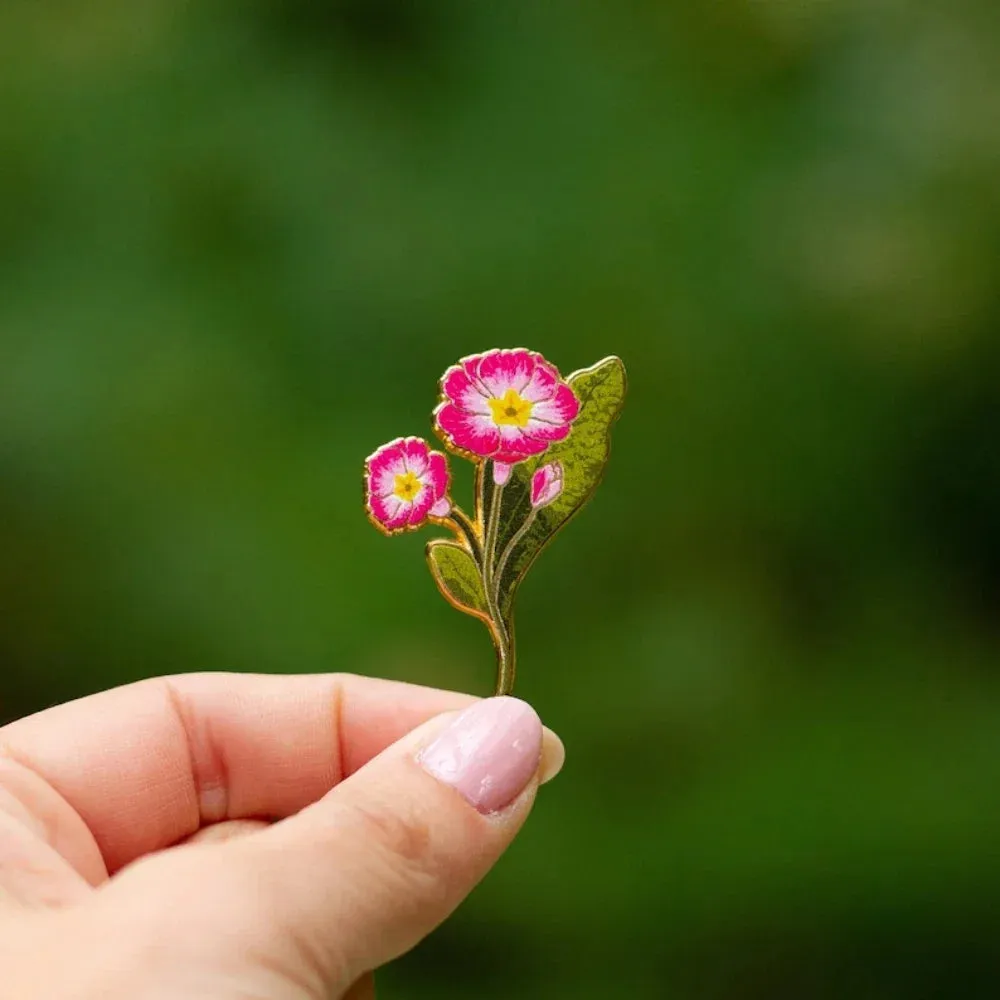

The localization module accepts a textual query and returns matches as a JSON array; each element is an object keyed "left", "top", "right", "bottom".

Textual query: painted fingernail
[
  {"left": 539, "top": 728, "right": 565, "bottom": 785},
  {"left": 416, "top": 697, "right": 543, "bottom": 814}
]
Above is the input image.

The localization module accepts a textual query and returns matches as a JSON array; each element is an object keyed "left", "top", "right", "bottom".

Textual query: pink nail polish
[{"left": 416, "top": 697, "right": 542, "bottom": 814}]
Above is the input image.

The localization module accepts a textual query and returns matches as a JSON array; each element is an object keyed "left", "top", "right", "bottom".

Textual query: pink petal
[
  {"left": 407, "top": 487, "right": 434, "bottom": 525},
  {"left": 366, "top": 440, "right": 407, "bottom": 499},
  {"left": 521, "top": 358, "right": 560, "bottom": 402},
  {"left": 497, "top": 422, "right": 549, "bottom": 451},
  {"left": 429, "top": 496, "right": 452, "bottom": 518},
  {"left": 530, "top": 467, "right": 549, "bottom": 507},
  {"left": 369, "top": 492, "right": 410, "bottom": 531},
  {"left": 398, "top": 436, "right": 430, "bottom": 476},
  {"left": 461, "top": 354, "right": 484, "bottom": 381},
  {"left": 436, "top": 402, "right": 501, "bottom": 457},
  {"left": 476, "top": 348, "right": 535, "bottom": 398},
  {"left": 493, "top": 433, "right": 550, "bottom": 464},
  {"left": 493, "top": 461, "right": 512, "bottom": 486},
  {"left": 442, "top": 364, "right": 491, "bottom": 414},
  {"left": 523, "top": 419, "right": 572, "bottom": 444},
  {"left": 530, "top": 383, "right": 579, "bottom": 427},
  {"left": 425, "top": 451, "right": 450, "bottom": 500}
]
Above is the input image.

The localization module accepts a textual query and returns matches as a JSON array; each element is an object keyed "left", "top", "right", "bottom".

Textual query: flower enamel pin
[{"left": 364, "top": 348, "right": 626, "bottom": 695}]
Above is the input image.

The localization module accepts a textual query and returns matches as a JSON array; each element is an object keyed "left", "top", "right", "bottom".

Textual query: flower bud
[{"left": 530, "top": 461, "right": 564, "bottom": 509}]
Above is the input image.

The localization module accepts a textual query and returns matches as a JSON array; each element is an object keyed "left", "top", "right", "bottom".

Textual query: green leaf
[
  {"left": 426, "top": 538, "right": 492, "bottom": 627},
  {"left": 491, "top": 355, "right": 627, "bottom": 619}
]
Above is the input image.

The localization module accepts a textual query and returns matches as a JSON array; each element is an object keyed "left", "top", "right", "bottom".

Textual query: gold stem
[
  {"left": 446, "top": 505, "right": 482, "bottom": 564},
  {"left": 481, "top": 466, "right": 515, "bottom": 694},
  {"left": 492, "top": 508, "right": 536, "bottom": 599}
]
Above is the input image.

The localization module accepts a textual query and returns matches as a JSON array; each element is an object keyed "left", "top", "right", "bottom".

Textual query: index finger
[{"left": 0, "top": 673, "right": 474, "bottom": 878}]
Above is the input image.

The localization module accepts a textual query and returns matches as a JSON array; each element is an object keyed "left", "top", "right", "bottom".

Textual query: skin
[{"left": 0, "top": 672, "right": 564, "bottom": 999}]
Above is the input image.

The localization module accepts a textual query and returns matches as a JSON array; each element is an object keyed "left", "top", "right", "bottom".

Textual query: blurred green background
[{"left": 3, "top": 1, "right": 1000, "bottom": 996}]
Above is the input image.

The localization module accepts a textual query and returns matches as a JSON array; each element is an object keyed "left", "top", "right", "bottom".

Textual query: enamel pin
[{"left": 364, "top": 348, "right": 626, "bottom": 695}]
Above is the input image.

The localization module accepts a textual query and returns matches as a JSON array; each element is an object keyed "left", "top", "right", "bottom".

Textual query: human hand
[{"left": 0, "top": 673, "right": 563, "bottom": 998}]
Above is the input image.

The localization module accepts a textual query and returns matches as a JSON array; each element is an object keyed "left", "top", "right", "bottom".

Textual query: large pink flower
[
  {"left": 365, "top": 436, "right": 451, "bottom": 534},
  {"left": 434, "top": 349, "right": 580, "bottom": 466}
]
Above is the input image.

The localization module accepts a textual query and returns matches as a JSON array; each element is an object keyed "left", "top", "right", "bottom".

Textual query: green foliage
[
  {"left": 426, "top": 538, "right": 491, "bottom": 627},
  {"left": 495, "top": 355, "right": 627, "bottom": 619}
]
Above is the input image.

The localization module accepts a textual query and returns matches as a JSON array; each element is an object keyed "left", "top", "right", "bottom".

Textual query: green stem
[
  {"left": 481, "top": 465, "right": 515, "bottom": 694},
  {"left": 446, "top": 505, "right": 482, "bottom": 564},
  {"left": 492, "top": 508, "right": 537, "bottom": 600}
]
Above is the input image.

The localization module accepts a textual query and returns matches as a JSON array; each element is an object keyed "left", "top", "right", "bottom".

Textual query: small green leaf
[
  {"left": 492, "top": 355, "right": 627, "bottom": 617},
  {"left": 426, "top": 538, "right": 492, "bottom": 627}
]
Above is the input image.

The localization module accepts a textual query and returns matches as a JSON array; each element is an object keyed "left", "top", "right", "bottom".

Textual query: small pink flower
[
  {"left": 434, "top": 348, "right": 580, "bottom": 465},
  {"left": 531, "top": 461, "right": 564, "bottom": 509},
  {"left": 365, "top": 436, "right": 451, "bottom": 534}
]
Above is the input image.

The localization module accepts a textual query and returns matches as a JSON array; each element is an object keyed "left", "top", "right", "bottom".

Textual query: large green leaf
[
  {"left": 487, "top": 355, "right": 627, "bottom": 620},
  {"left": 425, "top": 538, "right": 492, "bottom": 628}
]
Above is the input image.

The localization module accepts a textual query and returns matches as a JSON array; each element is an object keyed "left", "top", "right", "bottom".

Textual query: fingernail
[
  {"left": 539, "top": 728, "right": 565, "bottom": 785},
  {"left": 416, "top": 697, "right": 543, "bottom": 814}
]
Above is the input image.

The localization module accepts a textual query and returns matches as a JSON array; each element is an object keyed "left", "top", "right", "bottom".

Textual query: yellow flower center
[
  {"left": 393, "top": 470, "right": 422, "bottom": 502},
  {"left": 488, "top": 388, "right": 533, "bottom": 428}
]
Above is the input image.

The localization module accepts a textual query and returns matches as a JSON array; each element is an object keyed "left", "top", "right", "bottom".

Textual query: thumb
[{"left": 234, "top": 696, "right": 562, "bottom": 992}]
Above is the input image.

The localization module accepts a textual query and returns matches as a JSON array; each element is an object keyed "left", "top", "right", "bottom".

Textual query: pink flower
[
  {"left": 365, "top": 437, "right": 451, "bottom": 534},
  {"left": 434, "top": 348, "right": 580, "bottom": 465},
  {"left": 531, "top": 461, "right": 564, "bottom": 509}
]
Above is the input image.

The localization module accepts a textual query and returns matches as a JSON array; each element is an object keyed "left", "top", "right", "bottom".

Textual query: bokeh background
[{"left": 3, "top": 1, "right": 1000, "bottom": 996}]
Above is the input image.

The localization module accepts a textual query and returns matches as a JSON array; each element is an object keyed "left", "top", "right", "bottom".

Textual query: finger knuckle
[
  {"left": 354, "top": 800, "right": 433, "bottom": 866},
  {"left": 351, "top": 799, "right": 436, "bottom": 880}
]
